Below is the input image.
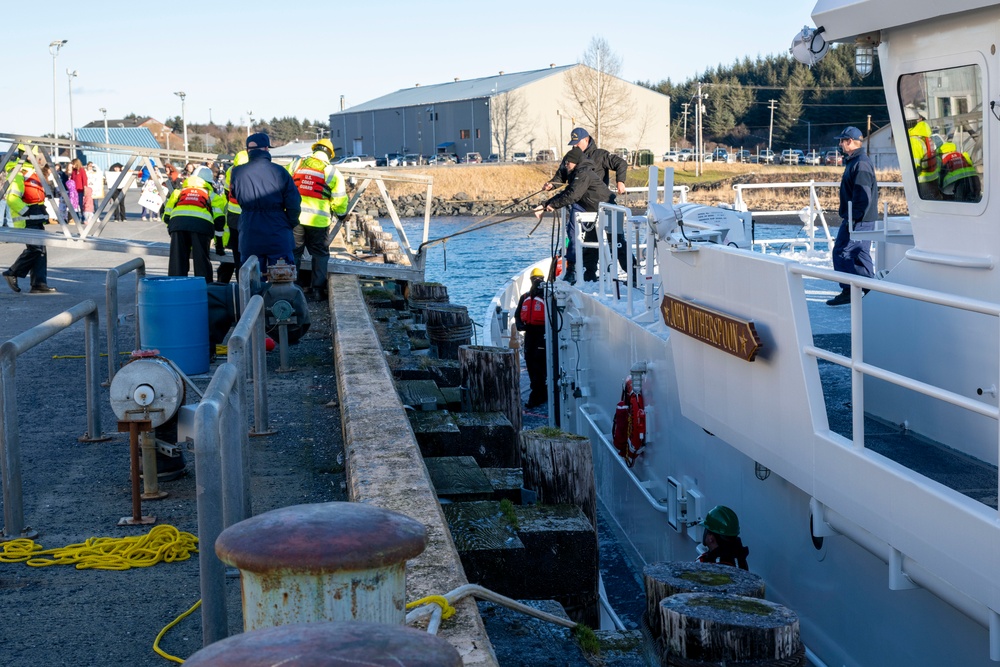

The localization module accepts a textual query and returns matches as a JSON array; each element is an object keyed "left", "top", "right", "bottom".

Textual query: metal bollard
[
  {"left": 184, "top": 621, "right": 461, "bottom": 666},
  {"left": 215, "top": 502, "right": 427, "bottom": 630}
]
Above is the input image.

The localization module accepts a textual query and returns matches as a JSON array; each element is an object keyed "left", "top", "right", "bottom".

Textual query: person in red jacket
[
  {"left": 70, "top": 158, "right": 87, "bottom": 214},
  {"left": 514, "top": 268, "right": 548, "bottom": 409}
]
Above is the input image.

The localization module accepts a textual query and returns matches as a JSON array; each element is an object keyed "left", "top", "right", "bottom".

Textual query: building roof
[
  {"left": 74, "top": 127, "right": 161, "bottom": 149},
  {"left": 334, "top": 65, "right": 577, "bottom": 114},
  {"left": 269, "top": 140, "right": 314, "bottom": 158}
]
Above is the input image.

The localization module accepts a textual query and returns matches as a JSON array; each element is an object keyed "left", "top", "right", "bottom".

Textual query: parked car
[
  {"left": 535, "top": 149, "right": 556, "bottom": 162},
  {"left": 662, "top": 151, "right": 680, "bottom": 162},
  {"left": 485, "top": 153, "right": 500, "bottom": 163},
  {"left": 824, "top": 150, "right": 843, "bottom": 166},
  {"left": 734, "top": 150, "right": 752, "bottom": 163},
  {"left": 385, "top": 153, "right": 404, "bottom": 167},
  {"left": 511, "top": 152, "right": 529, "bottom": 163},
  {"left": 779, "top": 149, "right": 799, "bottom": 165},
  {"left": 427, "top": 154, "right": 456, "bottom": 165},
  {"left": 792, "top": 149, "right": 806, "bottom": 164},
  {"left": 711, "top": 148, "right": 730, "bottom": 163},
  {"left": 758, "top": 149, "right": 775, "bottom": 164},
  {"left": 334, "top": 155, "right": 377, "bottom": 168},
  {"left": 676, "top": 149, "right": 694, "bottom": 162},
  {"left": 465, "top": 152, "right": 482, "bottom": 164},
  {"left": 803, "top": 150, "right": 823, "bottom": 166}
]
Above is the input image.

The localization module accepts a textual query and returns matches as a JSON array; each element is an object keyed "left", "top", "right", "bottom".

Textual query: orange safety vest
[
  {"left": 520, "top": 295, "right": 545, "bottom": 326},
  {"left": 23, "top": 171, "right": 45, "bottom": 204},
  {"left": 292, "top": 158, "right": 332, "bottom": 200},
  {"left": 177, "top": 185, "right": 211, "bottom": 211}
]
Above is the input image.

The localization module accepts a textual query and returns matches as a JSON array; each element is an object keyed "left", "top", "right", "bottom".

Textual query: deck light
[{"left": 855, "top": 44, "right": 875, "bottom": 77}]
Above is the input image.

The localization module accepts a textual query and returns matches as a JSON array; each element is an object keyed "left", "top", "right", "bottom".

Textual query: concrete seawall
[{"left": 330, "top": 274, "right": 498, "bottom": 666}]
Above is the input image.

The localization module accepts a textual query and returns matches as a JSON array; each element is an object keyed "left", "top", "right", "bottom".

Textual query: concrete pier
[{"left": 330, "top": 273, "right": 498, "bottom": 666}]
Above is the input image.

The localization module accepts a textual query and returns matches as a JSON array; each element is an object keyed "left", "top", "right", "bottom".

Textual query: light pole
[
  {"left": 49, "top": 39, "right": 67, "bottom": 152},
  {"left": 557, "top": 109, "right": 564, "bottom": 144},
  {"left": 246, "top": 110, "right": 253, "bottom": 137},
  {"left": 66, "top": 69, "right": 78, "bottom": 150},
  {"left": 99, "top": 107, "right": 109, "bottom": 145},
  {"left": 174, "top": 91, "right": 188, "bottom": 162}
]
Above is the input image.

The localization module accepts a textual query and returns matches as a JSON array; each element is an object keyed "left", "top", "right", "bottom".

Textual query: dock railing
[
  {"left": 0, "top": 300, "right": 105, "bottom": 539},
  {"left": 104, "top": 257, "right": 145, "bottom": 385}
]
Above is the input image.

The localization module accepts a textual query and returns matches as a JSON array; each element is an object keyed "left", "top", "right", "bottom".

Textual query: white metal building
[
  {"left": 329, "top": 64, "right": 670, "bottom": 161},
  {"left": 866, "top": 123, "right": 901, "bottom": 170}
]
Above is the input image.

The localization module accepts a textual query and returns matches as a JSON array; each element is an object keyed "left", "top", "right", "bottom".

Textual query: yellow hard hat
[
  {"left": 939, "top": 142, "right": 957, "bottom": 154},
  {"left": 909, "top": 120, "right": 931, "bottom": 138},
  {"left": 530, "top": 268, "right": 544, "bottom": 279},
  {"left": 312, "top": 138, "right": 335, "bottom": 159}
]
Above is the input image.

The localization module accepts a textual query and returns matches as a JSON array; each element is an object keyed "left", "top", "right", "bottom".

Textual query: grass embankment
[{"left": 381, "top": 162, "right": 907, "bottom": 214}]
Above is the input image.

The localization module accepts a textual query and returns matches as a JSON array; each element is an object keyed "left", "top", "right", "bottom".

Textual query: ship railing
[
  {"left": 0, "top": 300, "right": 104, "bottom": 540},
  {"left": 734, "top": 180, "right": 906, "bottom": 255},
  {"left": 790, "top": 263, "right": 1000, "bottom": 517}
]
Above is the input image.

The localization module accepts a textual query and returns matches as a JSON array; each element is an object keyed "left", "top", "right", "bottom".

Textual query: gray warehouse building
[{"left": 329, "top": 64, "right": 670, "bottom": 162}]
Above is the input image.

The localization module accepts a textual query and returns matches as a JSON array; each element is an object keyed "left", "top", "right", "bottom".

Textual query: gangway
[{"left": 0, "top": 133, "right": 429, "bottom": 282}]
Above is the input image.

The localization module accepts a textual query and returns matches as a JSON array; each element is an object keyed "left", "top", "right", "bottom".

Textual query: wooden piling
[
  {"left": 519, "top": 428, "right": 596, "bottom": 530},
  {"left": 659, "top": 593, "right": 803, "bottom": 666},
  {"left": 459, "top": 345, "right": 522, "bottom": 437},
  {"left": 426, "top": 304, "right": 473, "bottom": 360}
]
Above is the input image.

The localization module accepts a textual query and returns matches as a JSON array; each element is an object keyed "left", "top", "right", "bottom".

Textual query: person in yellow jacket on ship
[
  {"left": 162, "top": 166, "right": 227, "bottom": 282},
  {"left": 908, "top": 120, "right": 941, "bottom": 200},
  {"left": 286, "top": 138, "right": 348, "bottom": 300},
  {"left": 3, "top": 145, "right": 56, "bottom": 293},
  {"left": 217, "top": 150, "right": 249, "bottom": 283}
]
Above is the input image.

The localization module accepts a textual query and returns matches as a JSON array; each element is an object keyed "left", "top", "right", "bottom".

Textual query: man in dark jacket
[
  {"left": 230, "top": 132, "right": 302, "bottom": 272},
  {"left": 827, "top": 126, "right": 879, "bottom": 306},
  {"left": 534, "top": 146, "right": 613, "bottom": 282},
  {"left": 544, "top": 127, "right": 630, "bottom": 282}
]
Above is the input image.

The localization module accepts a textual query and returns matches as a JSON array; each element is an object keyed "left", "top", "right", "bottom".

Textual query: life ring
[{"left": 612, "top": 377, "right": 646, "bottom": 467}]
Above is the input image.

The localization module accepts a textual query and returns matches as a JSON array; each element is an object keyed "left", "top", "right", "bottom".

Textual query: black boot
[{"left": 826, "top": 288, "right": 850, "bottom": 306}]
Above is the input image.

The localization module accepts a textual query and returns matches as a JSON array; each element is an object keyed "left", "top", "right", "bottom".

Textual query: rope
[
  {"left": 406, "top": 594, "right": 457, "bottom": 620},
  {"left": 0, "top": 524, "right": 198, "bottom": 570},
  {"left": 153, "top": 599, "right": 201, "bottom": 664}
]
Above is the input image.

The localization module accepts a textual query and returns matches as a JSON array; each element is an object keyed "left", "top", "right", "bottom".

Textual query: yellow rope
[
  {"left": 406, "top": 594, "right": 457, "bottom": 620},
  {"left": 153, "top": 599, "right": 201, "bottom": 664},
  {"left": 0, "top": 524, "right": 198, "bottom": 570}
]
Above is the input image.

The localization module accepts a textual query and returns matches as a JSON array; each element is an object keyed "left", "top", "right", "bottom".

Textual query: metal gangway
[{"left": 0, "top": 133, "right": 429, "bottom": 282}]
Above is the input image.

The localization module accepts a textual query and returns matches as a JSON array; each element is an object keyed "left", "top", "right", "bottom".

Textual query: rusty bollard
[
  {"left": 184, "top": 621, "right": 462, "bottom": 666},
  {"left": 215, "top": 502, "right": 427, "bottom": 630}
]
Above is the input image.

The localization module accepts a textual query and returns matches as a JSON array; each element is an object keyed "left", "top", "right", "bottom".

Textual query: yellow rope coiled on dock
[
  {"left": 0, "top": 524, "right": 198, "bottom": 570},
  {"left": 406, "top": 594, "right": 457, "bottom": 619}
]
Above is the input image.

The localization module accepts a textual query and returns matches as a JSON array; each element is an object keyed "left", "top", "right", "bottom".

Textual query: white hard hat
[{"left": 194, "top": 166, "right": 214, "bottom": 182}]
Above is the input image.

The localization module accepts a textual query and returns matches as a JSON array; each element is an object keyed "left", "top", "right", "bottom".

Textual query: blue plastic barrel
[{"left": 138, "top": 277, "right": 210, "bottom": 375}]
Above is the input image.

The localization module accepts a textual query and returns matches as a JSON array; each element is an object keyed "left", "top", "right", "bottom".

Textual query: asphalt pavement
[{"left": 0, "top": 196, "right": 346, "bottom": 666}]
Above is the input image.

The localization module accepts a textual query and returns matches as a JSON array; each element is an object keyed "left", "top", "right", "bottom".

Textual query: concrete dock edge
[{"left": 330, "top": 274, "right": 498, "bottom": 666}]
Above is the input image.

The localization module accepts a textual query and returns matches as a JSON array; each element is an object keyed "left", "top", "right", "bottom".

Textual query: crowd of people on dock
[{"left": 1, "top": 133, "right": 346, "bottom": 299}]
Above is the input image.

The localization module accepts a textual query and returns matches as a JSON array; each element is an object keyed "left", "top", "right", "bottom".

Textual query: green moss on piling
[
  {"left": 689, "top": 595, "right": 772, "bottom": 616},
  {"left": 679, "top": 571, "right": 735, "bottom": 586},
  {"left": 572, "top": 624, "right": 600, "bottom": 655},
  {"left": 499, "top": 498, "right": 519, "bottom": 532}
]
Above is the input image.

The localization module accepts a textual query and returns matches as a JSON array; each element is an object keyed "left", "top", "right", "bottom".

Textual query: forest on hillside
[{"left": 638, "top": 44, "right": 888, "bottom": 152}]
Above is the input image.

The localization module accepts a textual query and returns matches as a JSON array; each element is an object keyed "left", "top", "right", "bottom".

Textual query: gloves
[{"left": 214, "top": 237, "right": 225, "bottom": 256}]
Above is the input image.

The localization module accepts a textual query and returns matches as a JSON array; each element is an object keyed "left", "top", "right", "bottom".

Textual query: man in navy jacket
[{"left": 230, "top": 132, "right": 302, "bottom": 271}]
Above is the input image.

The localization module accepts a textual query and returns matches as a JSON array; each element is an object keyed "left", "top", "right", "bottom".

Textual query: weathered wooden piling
[
  {"left": 405, "top": 282, "right": 449, "bottom": 322},
  {"left": 659, "top": 593, "right": 803, "bottom": 666},
  {"left": 183, "top": 621, "right": 462, "bottom": 666},
  {"left": 520, "top": 428, "right": 597, "bottom": 530},
  {"left": 643, "top": 561, "right": 765, "bottom": 645},
  {"left": 215, "top": 502, "right": 427, "bottom": 630},
  {"left": 459, "top": 345, "right": 522, "bottom": 436},
  {"left": 426, "top": 304, "right": 473, "bottom": 359}
]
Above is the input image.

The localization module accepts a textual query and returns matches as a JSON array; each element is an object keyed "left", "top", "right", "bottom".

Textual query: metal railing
[
  {"left": 789, "top": 263, "right": 1000, "bottom": 519},
  {"left": 0, "top": 301, "right": 105, "bottom": 539},
  {"left": 104, "top": 257, "right": 145, "bottom": 384},
  {"left": 193, "top": 362, "right": 243, "bottom": 646},
  {"left": 238, "top": 257, "right": 272, "bottom": 435}
]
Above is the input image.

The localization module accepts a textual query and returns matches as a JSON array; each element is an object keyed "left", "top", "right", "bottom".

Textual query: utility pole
[
  {"left": 867, "top": 114, "right": 872, "bottom": 155},
  {"left": 695, "top": 82, "right": 703, "bottom": 176},
  {"left": 665, "top": 95, "right": 671, "bottom": 153},
  {"left": 768, "top": 99, "right": 778, "bottom": 155},
  {"left": 681, "top": 103, "right": 690, "bottom": 148}
]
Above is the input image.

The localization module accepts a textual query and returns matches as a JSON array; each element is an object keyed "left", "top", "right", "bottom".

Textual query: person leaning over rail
[
  {"left": 286, "top": 138, "right": 348, "bottom": 301},
  {"left": 533, "top": 145, "right": 613, "bottom": 284},
  {"left": 544, "top": 127, "right": 631, "bottom": 280},
  {"left": 826, "top": 126, "right": 879, "bottom": 307},
  {"left": 230, "top": 132, "right": 302, "bottom": 273},
  {"left": 3, "top": 145, "right": 56, "bottom": 294}
]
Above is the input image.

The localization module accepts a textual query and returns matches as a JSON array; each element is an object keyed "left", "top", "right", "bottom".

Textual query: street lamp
[
  {"left": 247, "top": 110, "right": 253, "bottom": 137},
  {"left": 99, "top": 107, "right": 109, "bottom": 145},
  {"left": 174, "top": 91, "right": 188, "bottom": 162},
  {"left": 66, "top": 69, "right": 78, "bottom": 149},
  {"left": 49, "top": 39, "right": 67, "bottom": 152}
]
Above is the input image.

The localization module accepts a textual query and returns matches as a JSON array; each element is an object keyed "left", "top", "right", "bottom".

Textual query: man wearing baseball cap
[
  {"left": 229, "top": 132, "right": 302, "bottom": 272},
  {"left": 826, "top": 125, "right": 878, "bottom": 306}
]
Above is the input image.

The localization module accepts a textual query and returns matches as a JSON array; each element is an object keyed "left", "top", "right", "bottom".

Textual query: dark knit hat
[{"left": 564, "top": 146, "right": 584, "bottom": 164}]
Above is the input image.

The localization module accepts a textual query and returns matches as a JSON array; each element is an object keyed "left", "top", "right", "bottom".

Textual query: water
[{"left": 390, "top": 215, "right": 826, "bottom": 329}]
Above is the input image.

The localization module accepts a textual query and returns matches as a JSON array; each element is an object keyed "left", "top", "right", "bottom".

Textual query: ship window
[{"left": 898, "top": 65, "right": 983, "bottom": 203}]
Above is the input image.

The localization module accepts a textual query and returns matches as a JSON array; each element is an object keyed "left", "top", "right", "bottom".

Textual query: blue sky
[{"left": 2, "top": 1, "right": 818, "bottom": 138}]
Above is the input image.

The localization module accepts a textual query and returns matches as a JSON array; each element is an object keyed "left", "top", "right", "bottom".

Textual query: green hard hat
[{"left": 701, "top": 505, "right": 740, "bottom": 537}]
